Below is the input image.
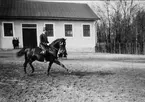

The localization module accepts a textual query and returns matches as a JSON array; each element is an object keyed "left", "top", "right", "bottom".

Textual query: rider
[{"left": 39, "top": 27, "right": 49, "bottom": 62}]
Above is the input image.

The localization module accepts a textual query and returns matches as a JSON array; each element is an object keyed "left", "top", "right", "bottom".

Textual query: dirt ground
[{"left": 0, "top": 49, "right": 145, "bottom": 102}]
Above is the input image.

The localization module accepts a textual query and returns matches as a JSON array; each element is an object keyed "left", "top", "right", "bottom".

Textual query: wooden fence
[{"left": 95, "top": 42, "right": 145, "bottom": 54}]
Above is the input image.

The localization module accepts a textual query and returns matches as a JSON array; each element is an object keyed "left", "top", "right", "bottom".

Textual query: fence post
[
  {"left": 119, "top": 43, "right": 121, "bottom": 54},
  {"left": 126, "top": 43, "right": 128, "bottom": 54},
  {"left": 143, "top": 42, "right": 145, "bottom": 54},
  {"left": 114, "top": 41, "right": 115, "bottom": 53},
  {"left": 135, "top": 42, "right": 138, "bottom": 54}
]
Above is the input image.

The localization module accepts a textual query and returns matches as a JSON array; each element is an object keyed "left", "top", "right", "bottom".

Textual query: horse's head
[
  {"left": 50, "top": 38, "right": 66, "bottom": 54},
  {"left": 58, "top": 38, "right": 66, "bottom": 54}
]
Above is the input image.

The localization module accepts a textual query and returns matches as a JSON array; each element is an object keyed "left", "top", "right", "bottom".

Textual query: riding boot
[{"left": 41, "top": 50, "right": 47, "bottom": 63}]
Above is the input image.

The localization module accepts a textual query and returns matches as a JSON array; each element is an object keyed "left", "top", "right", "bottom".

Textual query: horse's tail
[{"left": 16, "top": 48, "right": 26, "bottom": 57}]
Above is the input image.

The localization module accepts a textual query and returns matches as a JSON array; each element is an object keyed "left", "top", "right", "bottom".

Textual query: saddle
[{"left": 39, "top": 44, "right": 57, "bottom": 58}]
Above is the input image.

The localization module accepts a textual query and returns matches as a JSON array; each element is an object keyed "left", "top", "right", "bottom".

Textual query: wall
[{"left": 0, "top": 20, "right": 97, "bottom": 52}]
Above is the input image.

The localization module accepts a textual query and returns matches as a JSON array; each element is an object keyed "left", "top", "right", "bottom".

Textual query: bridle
[{"left": 50, "top": 40, "right": 65, "bottom": 52}]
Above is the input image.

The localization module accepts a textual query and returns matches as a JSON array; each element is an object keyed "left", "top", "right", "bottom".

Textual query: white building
[{"left": 0, "top": 0, "right": 99, "bottom": 52}]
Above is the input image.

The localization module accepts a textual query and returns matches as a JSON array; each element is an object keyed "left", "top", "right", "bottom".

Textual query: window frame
[
  {"left": 82, "top": 24, "right": 91, "bottom": 37},
  {"left": 22, "top": 24, "right": 37, "bottom": 29},
  {"left": 44, "top": 23, "right": 55, "bottom": 37},
  {"left": 2, "top": 22, "right": 15, "bottom": 38},
  {"left": 64, "top": 23, "right": 73, "bottom": 37}
]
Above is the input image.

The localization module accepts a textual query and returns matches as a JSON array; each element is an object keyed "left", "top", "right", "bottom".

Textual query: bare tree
[{"left": 89, "top": 0, "right": 142, "bottom": 54}]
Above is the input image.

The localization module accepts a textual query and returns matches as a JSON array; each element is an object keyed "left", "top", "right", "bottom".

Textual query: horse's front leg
[
  {"left": 47, "top": 61, "right": 53, "bottom": 76},
  {"left": 29, "top": 61, "right": 35, "bottom": 73},
  {"left": 54, "top": 59, "right": 71, "bottom": 73},
  {"left": 23, "top": 60, "right": 28, "bottom": 74}
]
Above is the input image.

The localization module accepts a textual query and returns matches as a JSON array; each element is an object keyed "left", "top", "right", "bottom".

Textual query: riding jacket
[{"left": 40, "top": 33, "right": 49, "bottom": 45}]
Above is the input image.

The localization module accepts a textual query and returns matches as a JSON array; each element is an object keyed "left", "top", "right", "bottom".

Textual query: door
[{"left": 22, "top": 24, "right": 37, "bottom": 48}]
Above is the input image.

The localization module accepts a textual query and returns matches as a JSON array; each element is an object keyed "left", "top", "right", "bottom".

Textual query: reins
[
  {"left": 50, "top": 46, "right": 59, "bottom": 51},
  {"left": 49, "top": 40, "right": 63, "bottom": 52}
]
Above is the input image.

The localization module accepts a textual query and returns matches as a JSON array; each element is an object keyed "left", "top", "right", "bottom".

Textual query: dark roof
[{"left": 0, "top": 0, "right": 99, "bottom": 21}]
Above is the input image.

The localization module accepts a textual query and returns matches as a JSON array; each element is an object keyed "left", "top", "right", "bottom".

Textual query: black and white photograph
[{"left": 0, "top": 0, "right": 145, "bottom": 101}]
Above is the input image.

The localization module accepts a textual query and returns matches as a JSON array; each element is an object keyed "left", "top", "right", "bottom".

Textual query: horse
[{"left": 16, "top": 38, "right": 71, "bottom": 76}]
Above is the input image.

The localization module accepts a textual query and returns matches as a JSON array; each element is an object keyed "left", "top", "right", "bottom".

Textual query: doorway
[{"left": 22, "top": 24, "right": 37, "bottom": 48}]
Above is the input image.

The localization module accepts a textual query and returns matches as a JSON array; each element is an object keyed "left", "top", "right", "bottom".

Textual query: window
[
  {"left": 65, "top": 24, "right": 73, "bottom": 37},
  {"left": 45, "top": 24, "right": 54, "bottom": 37},
  {"left": 3, "top": 23, "right": 13, "bottom": 37},
  {"left": 83, "top": 25, "right": 90, "bottom": 37}
]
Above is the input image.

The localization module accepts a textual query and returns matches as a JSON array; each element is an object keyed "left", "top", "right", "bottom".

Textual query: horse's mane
[{"left": 50, "top": 38, "right": 65, "bottom": 46}]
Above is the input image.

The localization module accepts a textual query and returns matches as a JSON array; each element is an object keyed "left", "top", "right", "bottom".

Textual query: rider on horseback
[{"left": 39, "top": 27, "right": 49, "bottom": 62}]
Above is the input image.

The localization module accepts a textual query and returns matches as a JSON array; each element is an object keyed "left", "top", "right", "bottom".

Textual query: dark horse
[{"left": 16, "top": 38, "right": 70, "bottom": 75}]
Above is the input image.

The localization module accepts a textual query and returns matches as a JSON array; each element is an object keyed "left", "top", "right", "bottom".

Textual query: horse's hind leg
[{"left": 47, "top": 61, "right": 53, "bottom": 76}]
